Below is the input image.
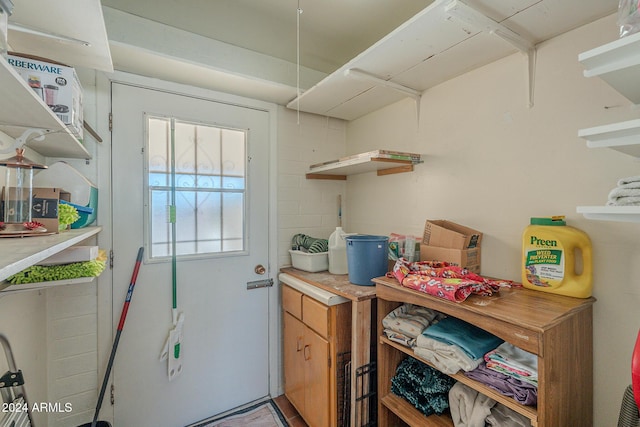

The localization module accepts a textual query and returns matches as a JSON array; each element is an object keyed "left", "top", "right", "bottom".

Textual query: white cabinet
[{"left": 577, "top": 32, "right": 640, "bottom": 222}]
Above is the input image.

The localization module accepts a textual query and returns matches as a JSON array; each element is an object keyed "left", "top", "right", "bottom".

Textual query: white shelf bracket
[
  {"left": 0, "top": 127, "right": 47, "bottom": 154},
  {"left": 16, "top": 128, "right": 46, "bottom": 147},
  {"left": 344, "top": 68, "right": 422, "bottom": 122},
  {"left": 445, "top": 0, "right": 537, "bottom": 107}
]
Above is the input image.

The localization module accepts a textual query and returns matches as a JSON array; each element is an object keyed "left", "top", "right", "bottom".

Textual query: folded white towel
[
  {"left": 449, "top": 382, "right": 496, "bottom": 427},
  {"left": 415, "top": 335, "right": 480, "bottom": 374},
  {"left": 382, "top": 304, "right": 439, "bottom": 339},
  {"left": 486, "top": 403, "right": 532, "bottom": 427},
  {"left": 383, "top": 329, "right": 416, "bottom": 347},
  {"left": 607, "top": 196, "right": 640, "bottom": 206},
  {"left": 609, "top": 186, "right": 640, "bottom": 199},
  {"left": 618, "top": 176, "right": 640, "bottom": 186},
  {"left": 606, "top": 176, "right": 640, "bottom": 206}
]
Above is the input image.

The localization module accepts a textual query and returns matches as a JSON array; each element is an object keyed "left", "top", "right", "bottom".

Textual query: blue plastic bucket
[{"left": 346, "top": 235, "right": 389, "bottom": 286}]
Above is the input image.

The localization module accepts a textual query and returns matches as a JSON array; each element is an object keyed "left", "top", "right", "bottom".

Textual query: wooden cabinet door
[
  {"left": 304, "top": 326, "right": 330, "bottom": 427},
  {"left": 284, "top": 312, "right": 305, "bottom": 415}
]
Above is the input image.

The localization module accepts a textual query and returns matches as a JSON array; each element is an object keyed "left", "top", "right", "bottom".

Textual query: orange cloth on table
[{"left": 390, "top": 259, "right": 517, "bottom": 303}]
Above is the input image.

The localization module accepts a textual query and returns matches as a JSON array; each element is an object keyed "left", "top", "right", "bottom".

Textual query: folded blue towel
[{"left": 422, "top": 316, "right": 503, "bottom": 360}]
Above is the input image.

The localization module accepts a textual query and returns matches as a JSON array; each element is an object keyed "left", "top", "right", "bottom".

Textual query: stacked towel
[
  {"left": 414, "top": 335, "right": 481, "bottom": 374},
  {"left": 486, "top": 403, "right": 532, "bottom": 427},
  {"left": 382, "top": 303, "right": 441, "bottom": 347},
  {"left": 484, "top": 342, "right": 538, "bottom": 387},
  {"left": 391, "top": 357, "right": 455, "bottom": 417},
  {"left": 607, "top": 176, "right": 640, "bottom": 206},
  {"left": 448, "top": 382, "right": 496, "bottom": 427},
  {"left": 414, "top": 317, "right": 503, "bottom": 374},
  {"left": 423, "top": 317, "right": 504, "bottom": 360},
  {"left": 464, "top": 362, "right": 538, "bottom": 405}
]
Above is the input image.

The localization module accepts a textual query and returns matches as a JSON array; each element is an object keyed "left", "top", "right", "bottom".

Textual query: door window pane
[{"left": 146, "top": 116, "right": 247, "bottom": 259}]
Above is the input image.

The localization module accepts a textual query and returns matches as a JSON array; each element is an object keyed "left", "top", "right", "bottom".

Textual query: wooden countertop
[
  {"left": 279, "top": 267, "right": 377, "bottom": 302},
  {"left": 373, "top": 275, "right": 596, "bottom": 332}
]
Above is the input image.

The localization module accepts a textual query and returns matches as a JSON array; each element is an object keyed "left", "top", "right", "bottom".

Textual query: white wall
[
  {"left": 345, "top": 13, "right": 639, "bottom": 426},
  {"left": 277, "top": 105, "right": 347, "bottom": 264},
  {"left": 1, "top": 10, "right": 635, "bottom": 427}
]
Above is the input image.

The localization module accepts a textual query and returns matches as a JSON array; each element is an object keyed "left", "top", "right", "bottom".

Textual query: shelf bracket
[
  {"left": 445, "top": 0, "right": 537, "bottom": 108},
  {"left": 0, "top": 128, "right": 47, "bottom": 154}
]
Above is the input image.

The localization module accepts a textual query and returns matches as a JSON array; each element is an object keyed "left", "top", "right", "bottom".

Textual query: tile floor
[{"left": 273, "top": 394, "right": 308, "bottom": 427}]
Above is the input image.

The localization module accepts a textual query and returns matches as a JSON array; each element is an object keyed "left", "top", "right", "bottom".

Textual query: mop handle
[
  {"left": 92, "top": 247, "right": 144, "bottom": 427},
  {"left": 117, "top": 247, "right": 144, "bottom": 331}
]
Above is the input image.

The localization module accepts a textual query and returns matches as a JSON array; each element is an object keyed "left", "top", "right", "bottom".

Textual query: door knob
[{"left": 254, "top": 264, "right": 266, "bottom": 275}]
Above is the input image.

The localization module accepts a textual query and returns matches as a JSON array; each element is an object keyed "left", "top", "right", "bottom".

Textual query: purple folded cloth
[{"left": 464, "top": 361, "right": 538, "bottom": 406}]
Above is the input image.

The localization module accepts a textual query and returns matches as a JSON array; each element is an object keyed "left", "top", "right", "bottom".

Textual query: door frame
[{"left": 95, "top": 70, "right": 280, "bottom": 423}]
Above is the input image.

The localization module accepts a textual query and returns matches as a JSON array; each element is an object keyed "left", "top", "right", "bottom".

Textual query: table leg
[{"left": 350, "top": 298, "right": 371, "bottom": 427}]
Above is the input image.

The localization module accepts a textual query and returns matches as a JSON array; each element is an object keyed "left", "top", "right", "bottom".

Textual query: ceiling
[
  {"left": 97, "top": 0, "right": 618, "bottom": 113},
  {"left": 99, "top": 0, "right": 435, "bottom": 75},
  {"left": 6, "top": 0, "right": 621, "bottom": 115}
]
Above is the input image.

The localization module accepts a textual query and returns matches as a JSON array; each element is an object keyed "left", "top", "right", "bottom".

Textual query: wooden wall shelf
[{"left": 306, "top": 151, "right": 422, "bottom": 180}]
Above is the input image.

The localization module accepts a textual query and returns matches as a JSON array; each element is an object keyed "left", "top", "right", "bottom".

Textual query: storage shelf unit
[
  {"left": 0, "top": 226, "right": 102, "bottom": 288},
  {"left": 0, "top": 57, "right": 90, "bottom": 159},
  {"left": 578, "top": 32, "right": 640, "bottom": 222},
  {"left": 374, "top": 275, "right": 595, "bottom": 427},
  {"left": 381, "top": 336, "right": 537, "bottom": 421}
]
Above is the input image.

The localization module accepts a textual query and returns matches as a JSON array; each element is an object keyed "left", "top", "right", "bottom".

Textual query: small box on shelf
[
  {"left": 422, "top": 219, "right": 482, "bottom": 249},
  {"left": 1, "top": 187, "right": 70, "bottom": 233},
  {"left": 7, "top": 53, "right": 84, "bottom": 140},
  {"left": 419, "top": 244, "right": 480, "bottom": 273}
]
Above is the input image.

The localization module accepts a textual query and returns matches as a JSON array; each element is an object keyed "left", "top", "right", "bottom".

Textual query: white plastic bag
[{"left": 618, "top": 0, "right": 640, "bottom": 38}]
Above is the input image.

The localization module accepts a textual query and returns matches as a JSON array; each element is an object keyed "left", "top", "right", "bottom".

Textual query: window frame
[{"left": 142, "top": 113, "right": 249, "bottom": 263}]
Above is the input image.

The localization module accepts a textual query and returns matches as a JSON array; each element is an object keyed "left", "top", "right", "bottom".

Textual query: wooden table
[
  {"left": 279, "top": 267, "right": 377, "bottom": 427},
  {"left": 373, "top": 275, "right": 596, "bottom": 427}
]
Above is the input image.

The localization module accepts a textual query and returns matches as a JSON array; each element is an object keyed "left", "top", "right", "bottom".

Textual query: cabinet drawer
[
  {"left": 283, "top": 285, "right": 303, "bottom": 319},
  {"left": 303, "top": 295, "right": 329, "bottom": 338}
]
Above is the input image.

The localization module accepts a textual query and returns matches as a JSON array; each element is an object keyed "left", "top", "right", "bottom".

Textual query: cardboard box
[
  {"left": 7, "top": 54, "right": 84, "bottom": 140},
  {"left": 420, "top": 244, "right": 481, "bottom": 273},
  {"left": 422, "top": 220, "right": 482, "bottom": 249},
  {"left": 2, "top": 187, "right": 70, "bottom": 233}
]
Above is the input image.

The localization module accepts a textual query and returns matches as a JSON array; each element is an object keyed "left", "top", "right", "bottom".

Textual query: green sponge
[
  {"left": 7, "top": 260, "right": 106, "bottom": 284},
  {"left": 58, "top": 203, "right": 80, "bottom": 231}
]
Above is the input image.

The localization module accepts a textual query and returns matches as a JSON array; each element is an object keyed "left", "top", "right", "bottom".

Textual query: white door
[{"left": 110, "top": 83, "right": 271, "bottom": 427}]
